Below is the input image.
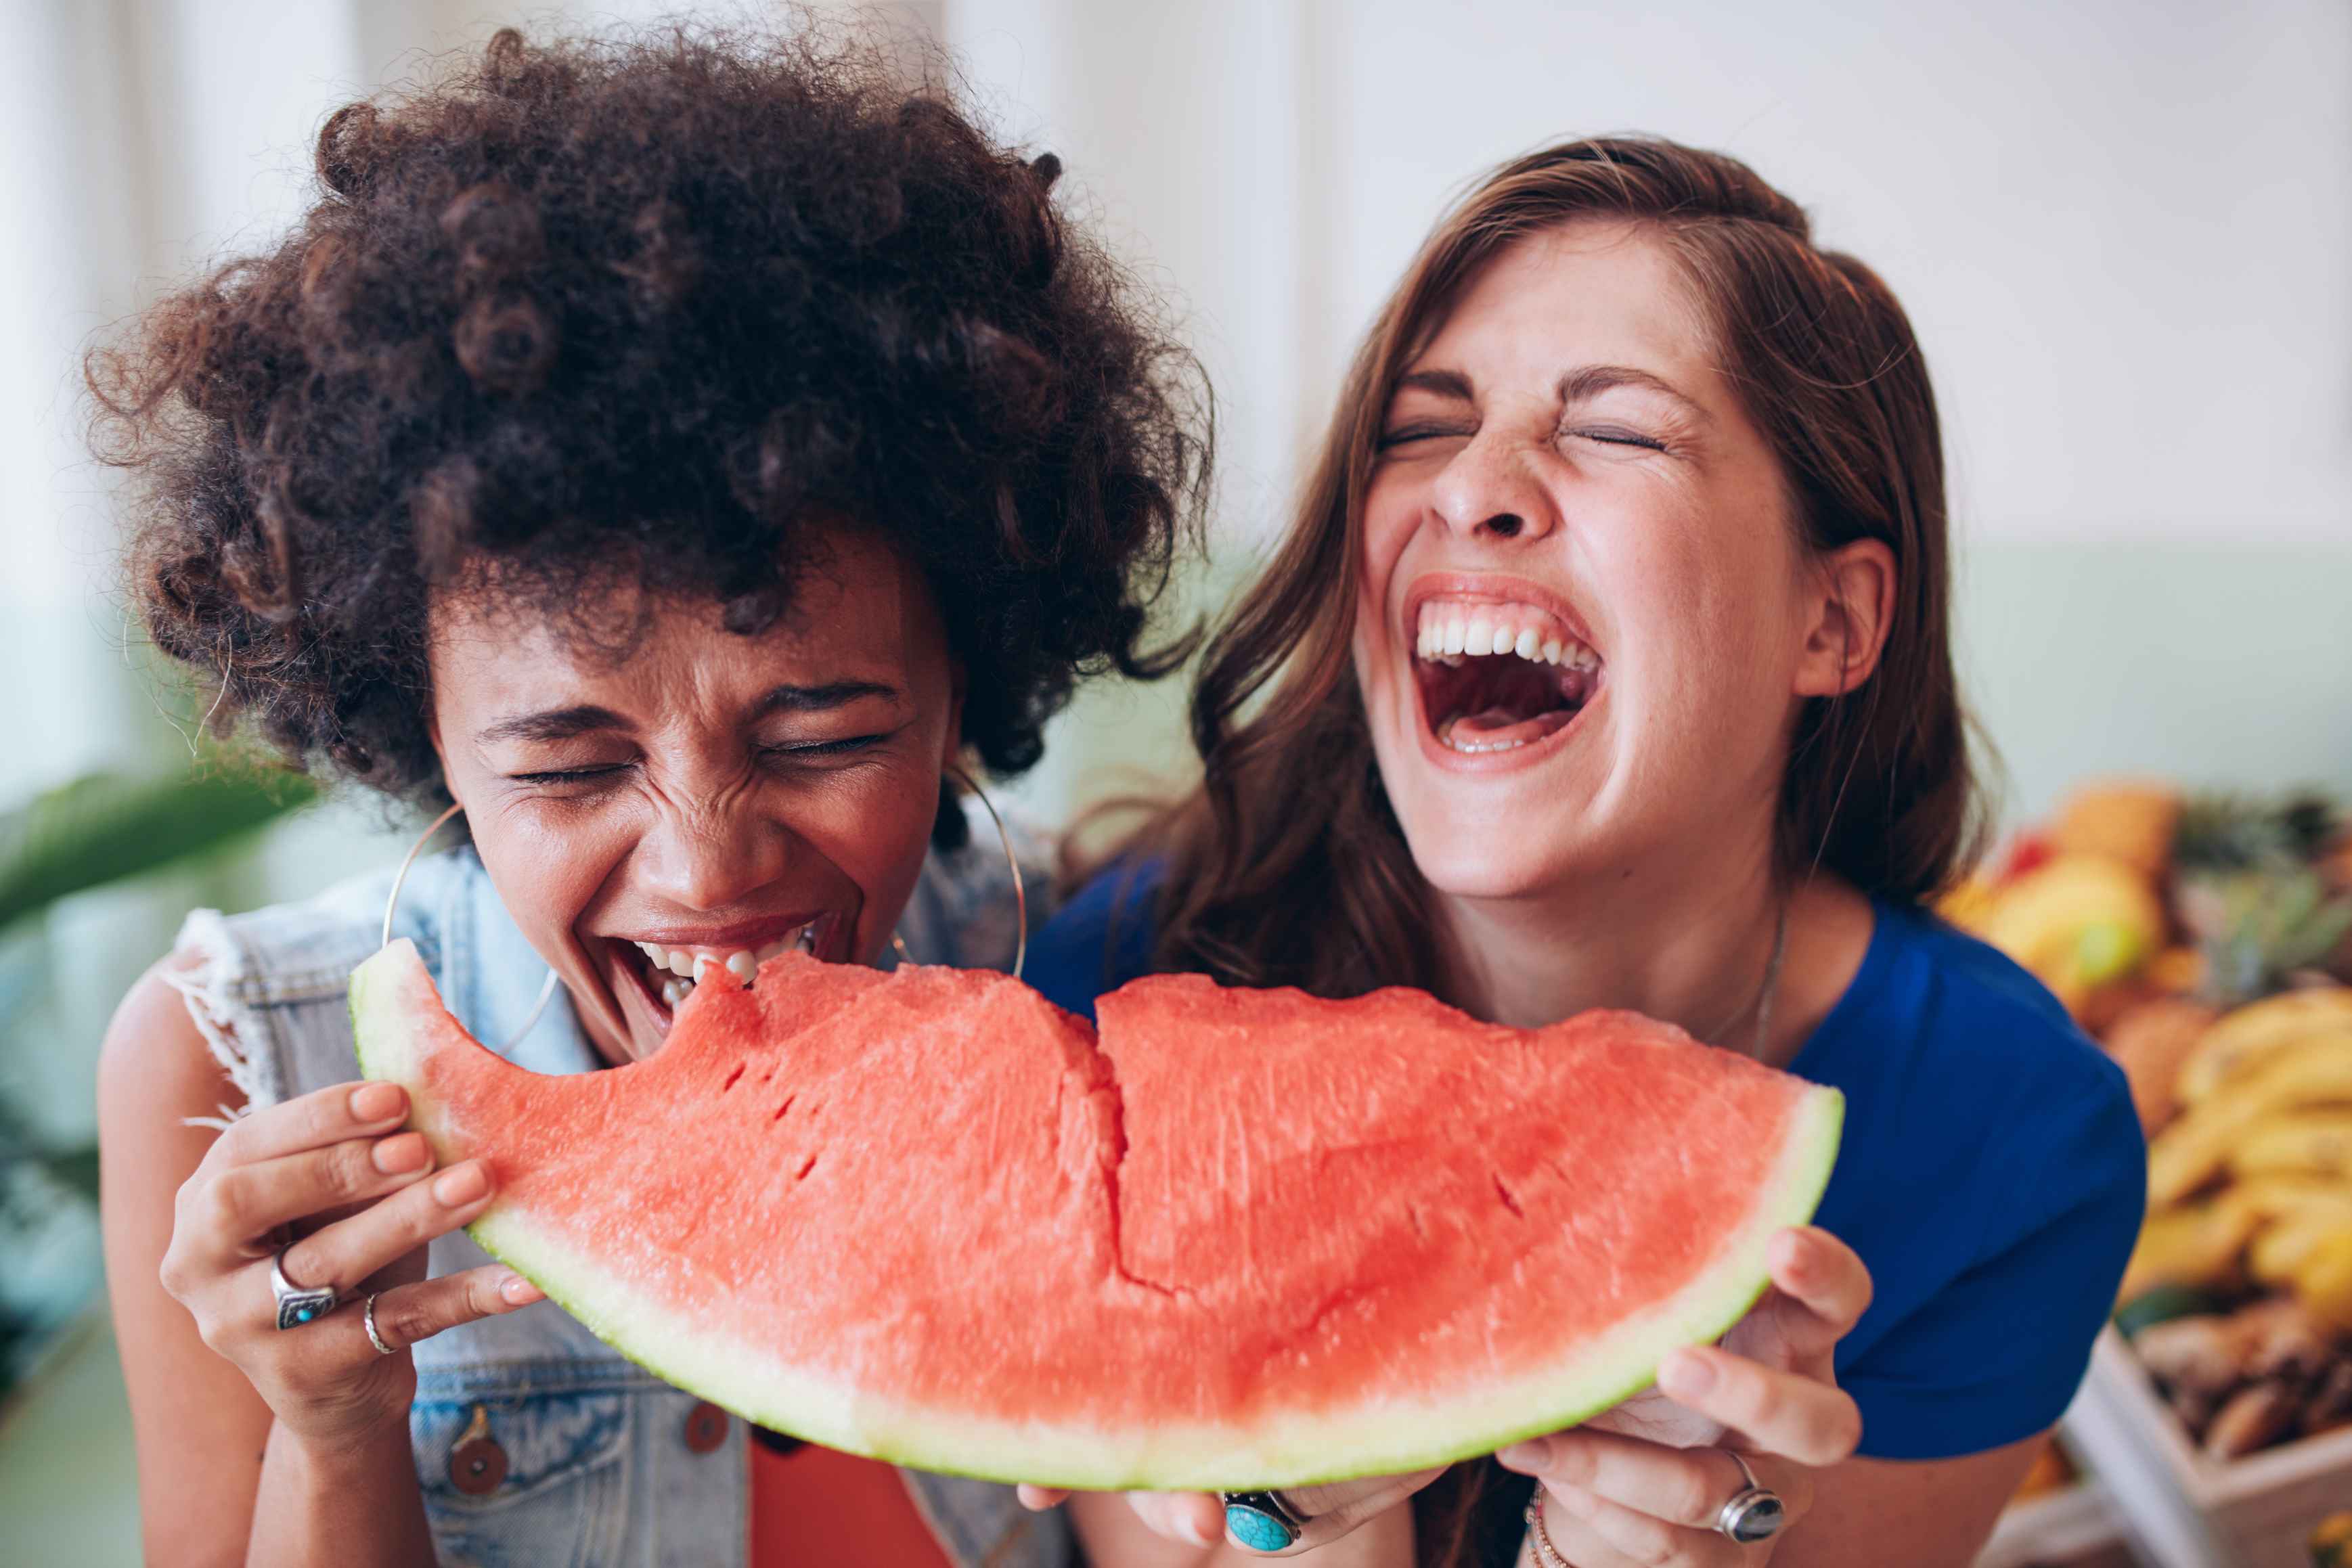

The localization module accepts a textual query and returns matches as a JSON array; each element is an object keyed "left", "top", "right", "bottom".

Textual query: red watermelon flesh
[{"left": 351, "top": 939, "right": 1840, "bottom": 1489}]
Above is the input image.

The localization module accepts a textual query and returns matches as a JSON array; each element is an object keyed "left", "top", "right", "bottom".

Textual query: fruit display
[
  {"left": 1953, "top": 784, "right": 2352, "bottom": 1472},
  {"left": 1946, "top": 786, "right": 2352, "bottom": 1031},
  {"left": 351, "top": 937, "right": 1842, "bottom": 1490}
]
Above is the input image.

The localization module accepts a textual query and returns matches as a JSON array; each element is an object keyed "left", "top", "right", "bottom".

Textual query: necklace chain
[{"left": 1705, "top": 899, "right": 1791, "bottom": 1059}]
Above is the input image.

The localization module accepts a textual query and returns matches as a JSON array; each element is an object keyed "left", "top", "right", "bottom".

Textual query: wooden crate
[{"left": 2062, "top": 1326, "right": 2352, "bottom": 1567}]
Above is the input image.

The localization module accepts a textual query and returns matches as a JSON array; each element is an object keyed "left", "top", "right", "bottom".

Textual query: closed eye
[
  {"left": 1376, "top": 424, "right": 1473, "bottom": 450},
  {"left": 762, "top": 735, "right": 887, "bottom": 762},
  {"left": 510, "top": 763, "right": 629, "bottom": 786},
  {"left": 1570, "top": 426, "right": 1667, "bottom": 452}
]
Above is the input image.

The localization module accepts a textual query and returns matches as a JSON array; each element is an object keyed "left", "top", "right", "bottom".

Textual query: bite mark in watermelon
[{"left": 351, "top": 940, "right": 1841, "bottom": 1489}]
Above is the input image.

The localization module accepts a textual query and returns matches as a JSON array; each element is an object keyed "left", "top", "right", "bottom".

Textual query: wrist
[
  {"left": 253, "top": 1414, "right": 436, "bottom": 1568},
  {"left": 273, "top": 1409, "right": 414, "bottom": 1476}
]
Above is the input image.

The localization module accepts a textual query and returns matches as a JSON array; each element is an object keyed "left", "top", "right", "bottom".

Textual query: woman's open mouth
[
  {"left": 1411, "top": 597, "right": 1603, "bottom": 756},
  {"left": 604, "top": 914, "right": 843, "bottom": 1032}
]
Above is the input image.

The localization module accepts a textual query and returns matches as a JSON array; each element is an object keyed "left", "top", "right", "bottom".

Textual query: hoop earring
[
  {"left": 380, "top": 803, "right": 559, "bottom": 1052},
  {"left": 893, "top": 766, "right": 1027, "bottom": 979}
]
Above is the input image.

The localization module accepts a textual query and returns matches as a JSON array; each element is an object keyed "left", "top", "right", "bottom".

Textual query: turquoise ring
[
  {"left": 270, "top": 1246, "right": 340, "bottom": 1330},
  {"left": 1221, "top": 1491, "right": 1306, "bottom": 1553}
]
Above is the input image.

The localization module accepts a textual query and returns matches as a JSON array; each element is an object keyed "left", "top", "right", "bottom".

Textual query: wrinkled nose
[
  {"left": 636, "top": 805, "right": 791, "bottom": 914},
  {"left": 1428, "top": 428, "right": 1559, "bottom": 543}
]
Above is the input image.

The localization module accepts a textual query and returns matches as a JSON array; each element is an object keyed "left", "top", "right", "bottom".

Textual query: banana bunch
[
  {"left": 2131, "top": 988, "right": 2352, "bottom": 1330},
  {"left": 1974, "top": 853, "right": 2168, "bottom": 1014}
]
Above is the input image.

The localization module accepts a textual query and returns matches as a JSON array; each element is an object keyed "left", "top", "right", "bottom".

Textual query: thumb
[{"left": 1284, "top": 1467, "right": 1446, "bottom": 1524}]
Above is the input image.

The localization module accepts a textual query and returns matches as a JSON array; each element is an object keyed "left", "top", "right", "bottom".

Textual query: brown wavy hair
[
  {"left": 1135, "top": 135, "right": 1987, "bottom": 1560},
  {"left": 89, "top": 23, "right": 1207, "bottom": 845},
  {"left": 1148, "top": 133, "right": 1982, "bottom": 1000}
]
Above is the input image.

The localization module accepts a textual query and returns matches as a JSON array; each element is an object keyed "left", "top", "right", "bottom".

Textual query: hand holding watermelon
[
  {"left": 1496, "top": 1224, "right": 1868, "bottom": 1563},
  {"left": 1015, "top": 1226, "right": 1869, "bottom": 1559},
  {"left": 153, "top": 1081, "right": 546, "bottom": 1450}
]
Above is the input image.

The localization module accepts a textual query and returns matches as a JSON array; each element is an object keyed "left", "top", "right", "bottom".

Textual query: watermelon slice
[{"left": 352, "top": 940, "right": 1841, "bottom": 1489}]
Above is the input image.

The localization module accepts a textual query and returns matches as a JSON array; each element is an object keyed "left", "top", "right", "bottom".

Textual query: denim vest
[{"left": 170, "top": 807, "right": 1073, "bottom": 1568}]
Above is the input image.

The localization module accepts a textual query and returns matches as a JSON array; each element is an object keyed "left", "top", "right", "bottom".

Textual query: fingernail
[
  {"left": 1660, "top": 1349, "right": 1717, "bottom": 1399},
  {"left": 498, "top": 1274, "right": 542, "bottom": 1305},
  {"left": 433, "top": 1163, "right": 489, "bottom": 1205},
  {"left": 1181, "top": 1510, "right": 1218, "bottom": 1548},
  {"left": 351, "top": 1082, "right": 405, "bottom": 1122},
  {"left": 372, "top": 1132, "right": 428, "bottom": 1173},
  {"left": 1496, "top": 1437, "right": 1551, "bottom": 1473}
]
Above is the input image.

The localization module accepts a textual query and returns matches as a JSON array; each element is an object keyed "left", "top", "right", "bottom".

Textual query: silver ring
[
  {"left": 269, "top": 1246, "right": 339, "bottom": 1330},
  {"left": 1220, "top": 1491, "right": 1307, "bottom": 1553},
  {"left": 363, "top": 1292, "right": 397, "bottom": 1356},
  {"left": 1713, "top": 1450, "right": 1786, "bottom": 1544}
]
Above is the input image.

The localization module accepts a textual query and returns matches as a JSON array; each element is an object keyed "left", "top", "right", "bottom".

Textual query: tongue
[{"left": 1442, "top": 704, "right": 1574, "bottom": 752}]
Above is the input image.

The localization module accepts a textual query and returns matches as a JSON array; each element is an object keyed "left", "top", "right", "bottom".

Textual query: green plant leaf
[
  {"left": 35, "top": 1146, "right": 99, "bottom": 1205},
  {"left": 0, "top": 764, "right": 318, "bottom": 933}
]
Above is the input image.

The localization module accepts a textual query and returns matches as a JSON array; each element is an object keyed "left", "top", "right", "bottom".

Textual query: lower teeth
[
  {"left": 1438, "top": 717, "right": 1530, "bottom": 754},
  {"left": 661, "top": 976, "right": 694, "bottom": 1008}
]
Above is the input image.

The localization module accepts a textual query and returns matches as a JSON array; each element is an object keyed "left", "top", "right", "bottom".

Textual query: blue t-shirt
[{"left": 1025, "top": 866, "right": 2146, "bottom": 1462}]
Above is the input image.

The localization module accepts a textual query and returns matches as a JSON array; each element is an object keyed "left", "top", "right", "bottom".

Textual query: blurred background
[{"left": 0, "top": 1, "right": 2345, "bottom": 1562}]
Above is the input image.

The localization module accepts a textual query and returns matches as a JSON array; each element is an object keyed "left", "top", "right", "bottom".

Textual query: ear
[{"left": 1793, "top": 539, "right": 1896, "bottom": 699}]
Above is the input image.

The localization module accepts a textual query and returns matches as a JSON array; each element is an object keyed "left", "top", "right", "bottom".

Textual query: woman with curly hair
[{"left": 91, "top": 26, "right": 1201, "bottom": 1568}]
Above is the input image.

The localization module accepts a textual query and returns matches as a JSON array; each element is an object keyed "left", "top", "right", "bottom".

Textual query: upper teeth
[
  {"left": 1415, "top": 604, "right": 1598, "bottom": 670},
  {"left": 630, "top": 923, "right": 819, "bottom": 1000}
]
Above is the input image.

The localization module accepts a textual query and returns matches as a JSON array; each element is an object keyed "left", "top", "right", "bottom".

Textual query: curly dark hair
[{"left": 89, "top": 23, "right": 1207, "bottom": 844}]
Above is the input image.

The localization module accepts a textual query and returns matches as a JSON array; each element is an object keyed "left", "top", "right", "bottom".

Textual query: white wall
[
  {"left": 950, "top": 0, "right": 2352, "bottom": 547},
  {"left": 941, "top": 0, "right": 2352, "bottom": 831}
]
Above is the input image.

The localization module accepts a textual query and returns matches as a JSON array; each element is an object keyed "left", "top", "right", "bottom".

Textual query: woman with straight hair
[{"left": 1019, "top": 136, "right": 2143, "bottom": 1566}]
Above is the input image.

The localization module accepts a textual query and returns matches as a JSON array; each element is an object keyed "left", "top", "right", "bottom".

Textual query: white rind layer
[{"left": 353, "top": 940, "right": 1845, "bottom": 1490}]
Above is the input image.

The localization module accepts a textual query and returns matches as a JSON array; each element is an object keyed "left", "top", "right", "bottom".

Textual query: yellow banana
[
  {"left": 2127, "top": 1175, "right": 2352, "bottom": 1295},
  {"left": 2148, "top": 1041, "right": 2352, "bottom": 1206},
  {"left": 2250, "top": 1206, "right": 2352, "bottom": 1285},
  {"left": 2229, "top": 1108, "right": 2352, "bottom": 1178},
  {"left": 1982, "top": 855, "right": 2163, "bottom": 1000},
  {"left": 2123, "top": 1199, "right": 2259, "bottom": 1297},
  {"left": 2228, "top": 1171, "right": 2352, "bottom": 1216},
  {"left": 2177, "top": 989, "right": 2352, "bottom": 1104},
  {"left": 2292, "top": 1226, "right": 2352, "bottom": 1332}
]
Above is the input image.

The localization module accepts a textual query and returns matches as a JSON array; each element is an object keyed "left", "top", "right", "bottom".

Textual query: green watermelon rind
[{"left": 354, "top": 941, "right": 1845, "bottom": 1491}]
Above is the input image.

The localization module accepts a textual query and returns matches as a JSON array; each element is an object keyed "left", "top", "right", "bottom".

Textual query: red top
[{"left": 750, "top": 1435, "right": 954, "bottom": 1568}]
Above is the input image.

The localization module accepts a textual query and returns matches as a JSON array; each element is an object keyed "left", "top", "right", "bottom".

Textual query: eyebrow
[
  {"left": 1555, "top": 364, "right": 1712, "bottom": 424},
  {"left": 1388, "top": 364, "right": 1711, "bottom": 426},
  {"left": 475, "top": 681, "right": 900, "bottom": 746},
  {"left": 1393, "top": 367, "right": 1475, "bottom": 401},
  {"left": 476, "top": 704, "right": 630, "bottom": 746}
]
